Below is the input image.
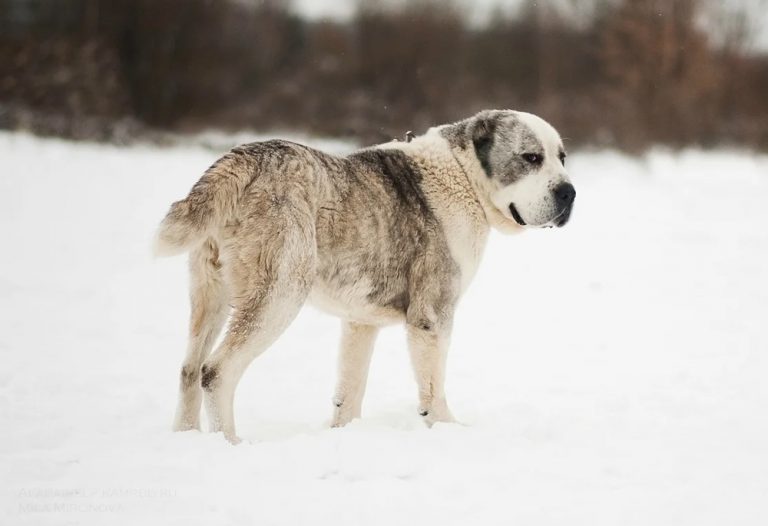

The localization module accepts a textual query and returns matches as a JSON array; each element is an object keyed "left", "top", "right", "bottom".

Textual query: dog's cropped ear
[{"left": 471, "top": 114, "right": 497, "bottom": 177}]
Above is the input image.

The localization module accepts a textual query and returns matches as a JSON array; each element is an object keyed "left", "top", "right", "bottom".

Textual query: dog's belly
[{"left": 308, "top": 277, "right": 405, "bottom": 326}]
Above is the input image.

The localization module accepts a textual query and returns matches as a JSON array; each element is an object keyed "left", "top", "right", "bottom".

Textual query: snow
[{"left": 1, "top": 131, "right": 767, "bottom": 525}]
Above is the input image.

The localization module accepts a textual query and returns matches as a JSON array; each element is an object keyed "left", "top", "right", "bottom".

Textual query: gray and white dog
[{"left": 155, "top": 109, "right": 575, "bottom": 443}]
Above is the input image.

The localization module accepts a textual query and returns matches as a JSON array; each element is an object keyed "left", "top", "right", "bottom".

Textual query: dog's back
[{"left": 155, "top": 140, "right": 330, "bottom": 256}]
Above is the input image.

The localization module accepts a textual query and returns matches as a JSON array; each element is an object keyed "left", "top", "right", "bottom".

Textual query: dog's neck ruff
[
  {"left": 379, "top": 127, "right": 523, "bottom": 235},
  {"left": 442, "top": 134, "right": 524, "bottom": 235}
]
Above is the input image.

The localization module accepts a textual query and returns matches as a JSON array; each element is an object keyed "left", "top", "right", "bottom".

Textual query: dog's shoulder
[{"left": 361, "top": 130, "right": 491, "bottom": 292}]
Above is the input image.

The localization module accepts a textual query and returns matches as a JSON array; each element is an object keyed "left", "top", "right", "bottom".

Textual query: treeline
[{"left": 1, "top": 0, "right": 767, "bottom": 150}]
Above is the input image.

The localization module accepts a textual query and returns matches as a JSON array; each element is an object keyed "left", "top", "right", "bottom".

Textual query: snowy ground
[{"left": 1, "top": 131, "right": 767, "bottom": 525}]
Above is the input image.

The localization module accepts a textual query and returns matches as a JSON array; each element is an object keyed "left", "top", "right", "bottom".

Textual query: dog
[{"left": 155, "top": 109, "right": 575, "bottom": 442}]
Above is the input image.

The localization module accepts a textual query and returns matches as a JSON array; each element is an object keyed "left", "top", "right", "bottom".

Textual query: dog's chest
[
  {"left": 405, "top": 143, "right": 490, "bottom": 293},
  {"left": 441, "top": 214, "right": 488, "bottom": 292},
  {"left": 421, "top": 182, "right": 490, "bottom": 293}
]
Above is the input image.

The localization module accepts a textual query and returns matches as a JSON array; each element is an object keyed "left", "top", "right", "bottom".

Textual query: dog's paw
[
  {"left": 224, "top": 432, "right": 242, "bottom": 445},
  {"left": 172, "top": 422, "right": 201, "bottom": 433},
  {"left": 419, "top": 401, "right": 456, "bottom": 428},
  {"left": 330, "top": 401, "right": 356, "bottom": 428}
]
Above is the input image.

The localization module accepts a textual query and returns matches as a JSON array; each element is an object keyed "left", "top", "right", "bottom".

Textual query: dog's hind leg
[
  {"left": 173, "top": 240, "right": 228, "bottom": 432},
  {"left": 331, "top": 322, "right": 378, "bottom": 427},
  {"left": 200, "top": 209, "right": 316, "bottom": 443}
]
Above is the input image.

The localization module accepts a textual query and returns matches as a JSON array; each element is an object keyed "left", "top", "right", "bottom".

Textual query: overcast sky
[{"left": 290, "top": 0, "right": 768, "bottom": 51}]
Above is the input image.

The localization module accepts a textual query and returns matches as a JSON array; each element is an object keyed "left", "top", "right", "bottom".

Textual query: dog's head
[{"left": 456, "top": 110, "right": 575, "bottom": 229}]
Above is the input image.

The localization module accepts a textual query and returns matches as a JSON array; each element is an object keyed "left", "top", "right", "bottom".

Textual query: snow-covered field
[{"left": 1, "top": 131, "right": 767, "bottom": 525}]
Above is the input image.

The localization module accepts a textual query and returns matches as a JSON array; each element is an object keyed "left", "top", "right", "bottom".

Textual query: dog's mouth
[
  {"left": 509, "top": 203, "right": 573, "bottom": 228},
  {"left": 508, "top": 203, "right": 526, "bottom": 226}
]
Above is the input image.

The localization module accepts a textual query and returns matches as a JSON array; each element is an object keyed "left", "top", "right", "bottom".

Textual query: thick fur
[{"left": 157, "top": 109, "right": 574, "bottom": 442}]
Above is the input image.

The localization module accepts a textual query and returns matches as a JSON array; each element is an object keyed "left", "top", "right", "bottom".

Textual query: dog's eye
[
  {"left": 522, "top": 153, "right": 543, "bottom": 165},
  {"left": 559, "top": 152, "right": 566, "bottom": 166}
]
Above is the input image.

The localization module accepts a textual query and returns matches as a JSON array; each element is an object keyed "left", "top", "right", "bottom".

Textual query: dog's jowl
[{"left": 155, "top": 109, "right": 575, "bottom": 443}]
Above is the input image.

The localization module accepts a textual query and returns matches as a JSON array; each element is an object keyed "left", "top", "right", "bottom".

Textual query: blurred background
[{"left": 1, "top": 0, "right": 766, "bottom": 151}]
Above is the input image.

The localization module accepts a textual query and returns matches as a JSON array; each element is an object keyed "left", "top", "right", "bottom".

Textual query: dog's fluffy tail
[{"left": 154, "top": 151, "right": 255, "bottom": 257}]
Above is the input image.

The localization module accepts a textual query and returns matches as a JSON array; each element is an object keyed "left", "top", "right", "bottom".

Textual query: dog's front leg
[
  {"left": 331, "top": 321, "right": 378, "bottom": 427},
  {"left": 406, "top": 314, "right": 456, "bottom": 427}
]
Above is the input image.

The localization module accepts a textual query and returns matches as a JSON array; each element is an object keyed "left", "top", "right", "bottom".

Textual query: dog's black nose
[{"left": 553, "top": 182, "right": 576, "bottom": 207}]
